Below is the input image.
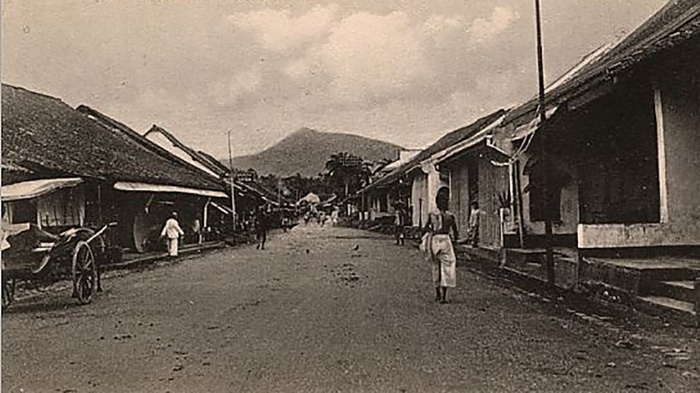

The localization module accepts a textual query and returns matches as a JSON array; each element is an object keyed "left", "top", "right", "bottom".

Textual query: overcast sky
[{"left": 3, "top": 0, "right": 667, "bottom": 157}]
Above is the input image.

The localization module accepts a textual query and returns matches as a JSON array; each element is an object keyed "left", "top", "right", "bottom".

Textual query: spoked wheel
[
  {"left": 72, "top": 241, "right": 97, "bottom": 305},
  {"left": 2, "top": 277, "right": 15, "bottom": 310}
]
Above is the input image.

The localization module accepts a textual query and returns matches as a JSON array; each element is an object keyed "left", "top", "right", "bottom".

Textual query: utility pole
[
  {"left": 227, "top": 130, "right": 237, "bottom": 236},
  {"left": 535, "top": 0, "right": 555, "bottom": 286},
  {"left": 277, "top": 178, "right": 282, "bottom": 207}
]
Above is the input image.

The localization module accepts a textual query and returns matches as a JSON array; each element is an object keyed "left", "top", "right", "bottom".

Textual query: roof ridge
[
  {"left": 2, "top": 83, "right": 68, "bottom": 106},
  {"left": 145, "top": 124, "right": 228, "bottom": 177},
  {"left": 76, "top": 105, "right": 224, "bottom": 186},
  {"left": 609, "top": 0, "right": 700, "bottom": 59}
]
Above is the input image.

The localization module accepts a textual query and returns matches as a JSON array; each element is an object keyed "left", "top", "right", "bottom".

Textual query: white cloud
[
  {"left": 313, "top": 11, "right": 431, "bottom": 101},
  {"left": 228, "top": 5, "right": 339, "bottom": 52},
  {"left": 208, "top": 70, "right": 262, "bottom": 106},
  {"left": 422, "top": 14, "right": 465, "bottom": 48},
  {"left": 469, "top": 6, "right": 519, "bottom": 45},
  {"left": 284, "top": 58, "right": 311, "bottom": 80}
]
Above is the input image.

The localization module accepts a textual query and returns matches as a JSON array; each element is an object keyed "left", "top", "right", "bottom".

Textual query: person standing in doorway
[
  {"left": 423, "top": 187, "right": 458, "bottom": 303},
  {"left": 161, "top": 212, "right": 184, "bottom": 257},
  {"left": 255, "top": 206, "right": 268, "bottom": 250},
  {"left": 192, "top": 216, "right": 202, "bottom": 243},
  {"left": 467, "top": 201, "right": 480, "bottom": 247}
]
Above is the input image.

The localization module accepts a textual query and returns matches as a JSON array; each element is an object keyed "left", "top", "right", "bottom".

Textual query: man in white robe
[{"left": 161, "top": 212, "right": 184, "bottom": 257}]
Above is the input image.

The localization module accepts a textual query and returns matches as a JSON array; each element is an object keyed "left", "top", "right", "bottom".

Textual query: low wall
[{"left": 578, "top": 223, "right": 700, "bottom": 248}]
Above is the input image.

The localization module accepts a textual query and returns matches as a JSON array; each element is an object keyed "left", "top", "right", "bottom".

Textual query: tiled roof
[
  {"left": 1, "top": 84, "right": 224, "bottom": 191},
  {"left": 505, "top": 0, "right": 700, "bottom": 124},
  {"left": 364, "top": 109, "right": 506, "bottom": 190}
]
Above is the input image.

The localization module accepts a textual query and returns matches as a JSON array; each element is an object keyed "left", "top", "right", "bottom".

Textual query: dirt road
[{"left": 2, "top": 223, "right": 698, "bottom": 392}]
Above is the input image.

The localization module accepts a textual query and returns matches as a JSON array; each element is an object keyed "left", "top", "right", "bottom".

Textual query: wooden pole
[
  {"left": 418, "top": 198, "right": 423, "bottom": 228},
  {"left": 359, "top": 190, "right": 363, "bottom": 220},
  {"left": 201, "top": 198, "right": 209, "bottom": 244},
  {"left": 535, "top": 0, "right": 555, "bottom": 286},
  {"left": 515, "top": 161, "right": 526, "bottom": 248},
  {"left": 97, "top": 184, "right": 103, "bottom": 226},
  {"left": 227, "top": 130, "right": 237, "bottom": 236}
]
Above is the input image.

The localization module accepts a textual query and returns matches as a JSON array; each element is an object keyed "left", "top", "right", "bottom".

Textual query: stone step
[
  {"left": 503, "top": 248, "right": 546, "bottom": 267},
  {"left": 636, "top": 295, "right": 697, "bottom": 324},
  {"left": 650, "top": 281, "right": 697, "bottom": 303},
  {"left": 640, "top": 268, "right": 700, "bottom": 284},
  {"left": 581, "top": 257, "right": 700, "bottom": 295}
]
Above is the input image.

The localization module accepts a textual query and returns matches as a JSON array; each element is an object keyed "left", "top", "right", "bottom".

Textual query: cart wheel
[
  {"left": 2, "top": 277, "right": 15, "bottom": 310},
  {"left": 72, "top": 241, "right": 96, "bottom": 305}
]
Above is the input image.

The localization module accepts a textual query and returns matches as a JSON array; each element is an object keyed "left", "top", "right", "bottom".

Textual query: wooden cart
[{"left": 2, "top": 223, "right": 114, "bottom": 309}]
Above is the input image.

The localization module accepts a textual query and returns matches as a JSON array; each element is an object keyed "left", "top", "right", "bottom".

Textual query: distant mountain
[{"left": 229, "top": 128, "right": 404, "bottom": 177}]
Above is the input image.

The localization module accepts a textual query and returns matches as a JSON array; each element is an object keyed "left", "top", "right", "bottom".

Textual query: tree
[
  {"left": 324, "top": 152, "right": 367, "bottom": 198},
  {"left": 282, "top": 173, "right": 332, "bottom": 202}
]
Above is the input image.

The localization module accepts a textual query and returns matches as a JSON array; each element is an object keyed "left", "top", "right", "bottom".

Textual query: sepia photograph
[{"left": 1, "top": 0, "right": 699, "bottom": 391}]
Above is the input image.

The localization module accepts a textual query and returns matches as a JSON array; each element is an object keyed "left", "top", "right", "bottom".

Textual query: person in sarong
[
  {"left": 160, "top": 212, "right": 184, "bottom": 257},
  {"left": 331, "top": 206, "right": 339, "bottom": 226},
  {"left": 423, "top": 187, "right": 459, "bottom": 303},
  {"left": 255, "top": 206, "right": 269, "bottom": 250},
  {"left": 394, "top": 203, "right": 407, "bottom": 246}
]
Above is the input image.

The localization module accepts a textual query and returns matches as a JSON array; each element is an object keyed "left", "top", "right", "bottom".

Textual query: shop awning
[
  {"left": 1, "top": 178, "right": 83, "bottom": 202},
  {"left": 113, "top": 182, "right": 227, "bottom": 198}
]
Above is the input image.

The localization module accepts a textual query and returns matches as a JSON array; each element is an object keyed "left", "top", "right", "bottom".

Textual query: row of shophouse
[
  {"left": 359, "top": 0, "right": 700, "bottom": 314},
  {"left": 1, "top": 83, "right": 280, "bottom": 260}
]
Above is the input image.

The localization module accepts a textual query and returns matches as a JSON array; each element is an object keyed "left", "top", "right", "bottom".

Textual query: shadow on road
[{"left": 3, "top": 297, "right": 86, "bottom": 315}]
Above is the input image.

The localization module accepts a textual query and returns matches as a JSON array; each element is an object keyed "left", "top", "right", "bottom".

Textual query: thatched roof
[{"left": 1, "top": 84, "right": 224, "bottom": 191}]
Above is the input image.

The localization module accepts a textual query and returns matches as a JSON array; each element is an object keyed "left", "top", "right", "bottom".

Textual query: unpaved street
[{"left": 2, "top": 224, "right": 698, "bottom": 392}]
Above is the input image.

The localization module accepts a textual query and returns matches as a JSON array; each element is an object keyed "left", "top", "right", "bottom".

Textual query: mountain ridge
[{"left": 228, "top": 127, "right": 404, "bottom": 177}]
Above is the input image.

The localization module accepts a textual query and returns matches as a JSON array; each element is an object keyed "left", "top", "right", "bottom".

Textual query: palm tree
[{"left": 325, "top": 152, "right": 365, "bottom": 198}]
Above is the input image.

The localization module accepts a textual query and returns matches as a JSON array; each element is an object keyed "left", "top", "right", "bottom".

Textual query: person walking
[
  {"left": 423, "top": 187, "right": 459, "bottom": 303},
  {"left": 160, "top": 212, "right": 184, "bottom": 257},
  {"left": 331, "top": 206, "right": 339, "bottom": 226},
  {"left": 255, "top": 206, "right": 268, "bottom": 250},
  {"left": 319, "top": 210, "right": 326, "bottom": 227},
  {"left": 394, "top": 203, "right": 407, "bottom": 246}
]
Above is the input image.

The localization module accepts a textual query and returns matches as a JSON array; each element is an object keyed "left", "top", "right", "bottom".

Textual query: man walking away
[
  {"left": 161, "top": 212, "right": 184, "bottom": 257},
  {"left": 423, "top": 188, "right": 458, "bottom": 304},
  {"left": 394, "top": 203, "right": 407, "bottom": 245},
  {"left": 255, "top": 206, "right": 268, "bottom": 250}
]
